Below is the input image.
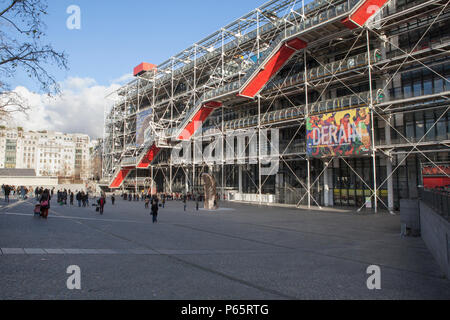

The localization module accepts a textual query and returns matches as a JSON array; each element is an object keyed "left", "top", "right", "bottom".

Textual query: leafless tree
[{"left": 0, "top": 0, "right": 68, "bottom": 121}]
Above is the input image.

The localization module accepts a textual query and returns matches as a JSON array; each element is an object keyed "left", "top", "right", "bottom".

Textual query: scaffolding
[{"left": 103, "top": 0, "right": 450, "bottom": 212}]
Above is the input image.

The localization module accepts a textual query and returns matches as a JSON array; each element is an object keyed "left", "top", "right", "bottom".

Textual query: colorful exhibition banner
[
  {"left": 136, "top": 108, "right": 153, "bottom": 146},
  {"left": 306, "top": 107, "right": 372, "bottom": 158}
]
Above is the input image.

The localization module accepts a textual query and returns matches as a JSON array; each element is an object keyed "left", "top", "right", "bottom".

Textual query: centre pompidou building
[{"left": 103, "top": 0, "right": 450, "bottom": 212}]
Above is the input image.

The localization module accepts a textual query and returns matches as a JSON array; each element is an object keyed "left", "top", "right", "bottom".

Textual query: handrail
[
  {"left": 238, "top": 0, "right": 358, "bottom": 91},
  {"left": 203, "top": 48, "right": 381, "bottom": 103},
  {"left": 200, "top": 89, "right": 385, "bottom": 133}
]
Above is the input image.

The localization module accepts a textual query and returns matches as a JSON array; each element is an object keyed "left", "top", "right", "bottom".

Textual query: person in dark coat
[
  {"left": 39, "top": 189, "right": 51, "bottom": 219},
  {"left": 76, "top": 191, "right": 82, "bottom": 207},
  {"left": 98, "top": 193, "right": 106, "bottom": 215},
  {"left": 81, "top": 192, "right": 87, "bottom": 207},
  {"left": 151, "top": 200, "right": 158, "bottom": 223},
  {"left": 4, "top": 185, "right": 11, "bottom": 203}
]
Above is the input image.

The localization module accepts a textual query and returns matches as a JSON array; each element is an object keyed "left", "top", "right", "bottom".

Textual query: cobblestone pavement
[{"left": 1, "top": 198, "right": 449, "bottom": 300}]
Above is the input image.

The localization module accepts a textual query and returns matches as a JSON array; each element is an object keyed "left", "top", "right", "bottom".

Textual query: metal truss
[{"left": 102, "top": 0, "right": 450, "bottom": 213}]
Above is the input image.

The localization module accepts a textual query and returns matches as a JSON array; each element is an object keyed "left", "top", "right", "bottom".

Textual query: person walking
[
  {"left": 183, "top": 194, "right": 187, "bottom": 211},
  {"left": 98, "top": 193, "right": 106, "bottom": 215},
  {"left": 145, "top": 196, "right": 150, "bottom": 209},
  {"left": 70, "top": 192, "right": 74, "bottom": 206},
  {"left": 4, "top": 185, "right": 11, "bottom": 203},
  {"left": 196, "top": 196, "right": 199, "bottom": 211},
  {"left": 81, "top": 192, "right": 87, "bottom": 207},
  {"left": 153, "top": 195, "right": 159, "bottom": 206},
  {"left": 111, "top": 194, "right": 115, "bottom": 206},
  {"left": 151, "top": 199, "right": 159, "bottom": 223},
  {"left": 39, "top": 189, "right": 51, "bottom": 219},
  {"left": 76, "top": 191, "right": 81, "bottom": 207},
  {"left": 162, "top": 195, "right": 166, "bottom": 209}
]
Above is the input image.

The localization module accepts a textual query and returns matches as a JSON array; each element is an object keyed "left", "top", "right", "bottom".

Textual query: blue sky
[
  {"left": 12, "top": 0, "right": 308, "bottom": 138},
  {"left": 14, "top": 0, "right": 271, "bottom": 89}
]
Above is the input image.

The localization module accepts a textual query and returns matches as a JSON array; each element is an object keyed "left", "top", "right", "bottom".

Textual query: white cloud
[
  {"left": 9, "top": 77, "right": 122, "bottom": 139},
  {"left": 110, "top": 73, "right": 134, "bottom": 84},
  {"left": 63, "top": 77, "right": 97, "bottom": 91}
]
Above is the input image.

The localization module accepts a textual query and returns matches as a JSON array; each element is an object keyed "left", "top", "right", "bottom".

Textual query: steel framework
[{"left": 103, "top": 0, "right": 450, "bottom": 212}]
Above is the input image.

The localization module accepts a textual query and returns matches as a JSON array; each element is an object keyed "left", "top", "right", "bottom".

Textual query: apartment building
[{"left": 0, "top": 127, "right": 91, "bottom": 179}]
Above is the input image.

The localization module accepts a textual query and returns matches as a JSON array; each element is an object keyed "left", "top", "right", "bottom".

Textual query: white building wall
[
  {"left": 0, "top": 136, "right": 5, "bottom": 168},
  {"left": 0, "top": 128, "right": 91, "bottom": 178}
]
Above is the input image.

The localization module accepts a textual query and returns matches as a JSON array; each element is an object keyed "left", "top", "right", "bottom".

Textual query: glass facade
[{"left": 5, "top": 139, "right": 17, "bottom": 168}]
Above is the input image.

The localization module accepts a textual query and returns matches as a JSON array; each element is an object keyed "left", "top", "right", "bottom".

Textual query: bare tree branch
[
  {"left": 0, "top": 0, "right": 19, "bottom": 17},
  {"left": 0, "top": 0, "right": 68, "bottom": 122}
]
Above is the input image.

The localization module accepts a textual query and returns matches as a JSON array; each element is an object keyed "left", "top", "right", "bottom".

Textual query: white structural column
[
  {"left": 258, "top": 96, "right": 262, "bottom": 205},
  {"left": 193, "top": 163, "right": 196, "bottom": 195},
  {"left": 185, "top": 168, "right": 189, "bottom": 194},
  {"left": 307, "top": 159, "right": 311, "bottom": 208},
  {"left": 385, "top": 115, "right": 394, "bottom": 213},
  {"left": 304, "top": 49, "right": 311, "bottom": 209},
  {"left": 169, "top": 163, "right": 173, "bottom": 194},
  {"left": 366, "top": 29, "right": 378, "bottom": 213},
  {"left": 221, "top": 107, "right": 225, "bottom": 197},
  {"left": 323, "top": 162, "right": 330, "bottom": 207},
  {"left": 151, "top": 166, "right": 154, "bottom": 195},
  {"left": 238, "top": 165, "right": 243, "bottom": 194}
]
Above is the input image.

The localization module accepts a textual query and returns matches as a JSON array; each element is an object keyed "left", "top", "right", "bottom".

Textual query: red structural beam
[
  {"left": 342, "top": 0, "right": 388, "bottom": 29},
  {"left": 109, "top": 167, "right": 133, "bottom": 189},
  {"left": 109, "top": 143, "right": 161, "bottom": 188},
  {"left": 239, "top": 38, "right": 307, "bottom": 99},
  {"left": 178, "top": 101, "right": 222, "bottom": 141},
  {"left": 137, "top": 144, "right": 161, "bottom": 169}
]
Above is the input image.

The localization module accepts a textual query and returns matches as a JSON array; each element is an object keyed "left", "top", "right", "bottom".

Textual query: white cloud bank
[{"left": 9, "top": 77, "right": 124, "bottom": 139}]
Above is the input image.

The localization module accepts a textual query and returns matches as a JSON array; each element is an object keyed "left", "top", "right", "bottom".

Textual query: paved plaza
[{"left": 0, "top": 197, "right": 449, "bottom": 300}]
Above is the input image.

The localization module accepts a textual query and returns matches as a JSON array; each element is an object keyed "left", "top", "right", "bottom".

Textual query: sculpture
[{"left": 202, "top": 173, "right": 218, "bottom": 210}]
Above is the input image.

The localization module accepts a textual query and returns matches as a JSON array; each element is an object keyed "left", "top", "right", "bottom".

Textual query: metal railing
[
  {"left": 419, "top": 188, "right": 450, "bottom": 221},
  {"left": 239, "top": 0, "right": 358, "bottom": 91}
]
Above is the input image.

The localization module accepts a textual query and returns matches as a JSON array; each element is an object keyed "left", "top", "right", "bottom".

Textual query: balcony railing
[{"left": 419, "top": 188, "right": 450, "bottom": 221}]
